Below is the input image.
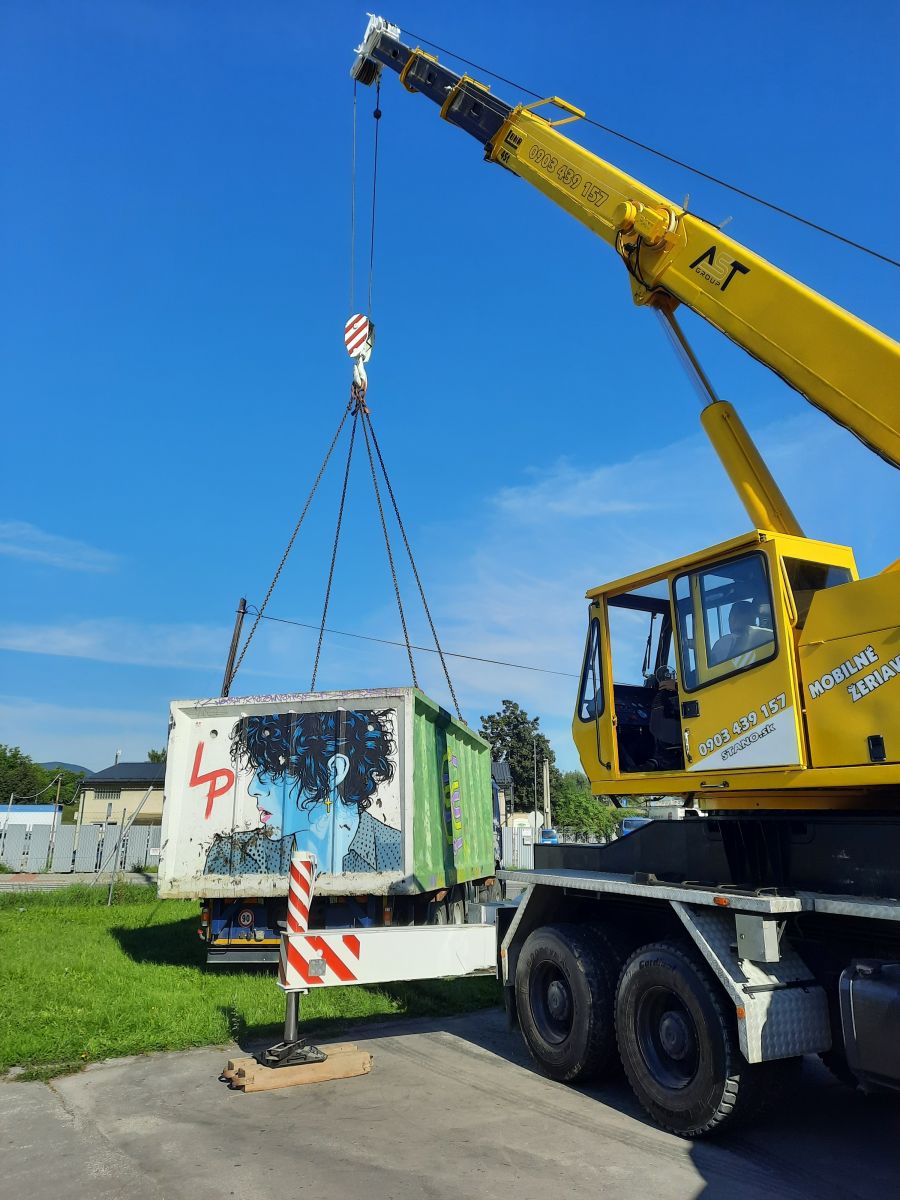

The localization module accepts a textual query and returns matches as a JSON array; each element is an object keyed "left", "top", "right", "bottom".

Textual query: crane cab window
[
  {"left": 783, "top": 559, "right": 852, "bottom": 629},
  {"left": 674, "top": 552, "right": 776, "bottom": 690},
  {"left": 577, "top": 617, "right": 603, "bottom": 721},
  {"left": 606, "top": 582, "right": 681, "bottom": 773}
]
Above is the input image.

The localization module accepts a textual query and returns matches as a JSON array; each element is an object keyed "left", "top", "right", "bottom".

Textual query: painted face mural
[
  {"left": 249, "top": 769, "right": 284, "bottom": 830},
  {"left": 203, "top": 709, "right": 401, "bottom": 877}
]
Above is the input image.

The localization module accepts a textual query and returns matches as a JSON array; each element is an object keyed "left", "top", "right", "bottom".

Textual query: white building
[{"left": 0, "top": 803, "right": 62, "bottom": 830}]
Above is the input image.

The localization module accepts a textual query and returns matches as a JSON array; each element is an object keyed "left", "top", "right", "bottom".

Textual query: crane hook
[{"left": 344, "top": 313, "right": 375, "bottom": 412}]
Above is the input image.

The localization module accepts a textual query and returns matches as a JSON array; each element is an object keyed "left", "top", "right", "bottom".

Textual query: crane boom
[{"left": 353, "top": 19, "right": 900, "bottom": 468}]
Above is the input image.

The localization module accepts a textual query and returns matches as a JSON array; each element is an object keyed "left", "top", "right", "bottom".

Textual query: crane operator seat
[{"left": 710, "top": 600, "right": 774, "bottom": 666}]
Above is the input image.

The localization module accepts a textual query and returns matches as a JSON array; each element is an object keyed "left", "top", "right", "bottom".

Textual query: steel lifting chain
[
  {"left": 310, "top": 407, "right": 360, "bottom": 690},
  {"left": 227, "top": 401, "right": 353, "bottom": 691},
  {"left": 360, "top": 410, "right": 419, "bottom": 688},
  {"left": 230, "top": 78, "right": 461, "bottom": 714},
  {"left": 363, "top": 409, "right": 462, "bottom": 718}
]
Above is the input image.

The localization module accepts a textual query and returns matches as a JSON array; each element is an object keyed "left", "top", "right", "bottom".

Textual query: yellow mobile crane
[{"left": 352, "top": 18, "right": 900, "bottom": 1135}]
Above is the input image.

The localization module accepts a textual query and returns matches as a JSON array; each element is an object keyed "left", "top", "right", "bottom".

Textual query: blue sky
[{"left": 2, "top": 1, "right": 898, "bottom": 772}]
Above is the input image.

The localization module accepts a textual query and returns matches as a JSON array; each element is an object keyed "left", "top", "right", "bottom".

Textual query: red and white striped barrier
[
  {"left": 277, "top": 847, "right": 495, "bottom": 994},
  {"left": 286, "top": 851, "right": 315, "bottom": 934},
  {"left": 278, "top": 850, "right": 316, "bottom": 988},
  {"left": 277, "top": 924, "right": 497, "bottom": 992},
  {"left": 280, "top": 931, "right": 362, "bottom": 989}
]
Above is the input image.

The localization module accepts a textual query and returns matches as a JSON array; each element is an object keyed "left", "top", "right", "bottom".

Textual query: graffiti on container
[
  {"left": 202, "top": 709, "right": 401, "bottom": 876},
  {"left": 442, "top": 751, "right": 464, "bottom": 856},
  {"left": 189, "top": 742, "right": 235, "bottom": 818}
]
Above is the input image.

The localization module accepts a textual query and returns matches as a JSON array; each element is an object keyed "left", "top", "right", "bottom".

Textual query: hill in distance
[{"left": 39, "top": 761, "right": 93, "bottom": 776}]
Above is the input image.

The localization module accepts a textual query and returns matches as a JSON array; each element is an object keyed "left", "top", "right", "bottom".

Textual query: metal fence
[
  {"left": 501, "top": 827, "right": 534, "bottom": 870},
  {"left": 501, "top": 826, "right": 614, "bottom": 870},
  {"left": 0, "top": 822, "right": 161, "bottom": 873}
]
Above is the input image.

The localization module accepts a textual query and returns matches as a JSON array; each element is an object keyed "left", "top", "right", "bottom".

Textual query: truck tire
[
  {"left": 615, "top": 940, "right": 774, "bottom": 1137},
  {"left": 516, "top": 924, "right": 617, "bottom": 1083}
]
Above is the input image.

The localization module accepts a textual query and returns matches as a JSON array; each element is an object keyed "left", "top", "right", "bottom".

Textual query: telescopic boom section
[{"left": 353, "top": 18, "right": 900, "bottom": 469}]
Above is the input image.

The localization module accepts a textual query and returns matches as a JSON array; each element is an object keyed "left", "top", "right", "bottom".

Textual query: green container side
[{"left": 411, "top": 691, "right": 494, "bottom": 892}]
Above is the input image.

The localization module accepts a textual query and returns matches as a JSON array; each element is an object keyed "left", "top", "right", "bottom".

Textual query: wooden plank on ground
[
  {"left": 222, "top": 1044, "right": 360, "bottom": 1082},
  {"left": 223, "top": 1056, "right": 257, "bottom": 1080},
  {"left": 233, "top": 1048, "right": 373, "bottom": 1093}
]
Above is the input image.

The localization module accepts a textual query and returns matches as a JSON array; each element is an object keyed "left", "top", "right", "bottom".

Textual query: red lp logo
[{"left": 189, "top": 741, "right": 235, "bottom": 818}]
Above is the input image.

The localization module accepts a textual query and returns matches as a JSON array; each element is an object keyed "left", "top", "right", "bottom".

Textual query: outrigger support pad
[
  {"left": 260, "top": 988, "right": 327, "bottom": 1068},
  {"left": 259, "top": 1038, "right": 328, "bottom": 1069}
]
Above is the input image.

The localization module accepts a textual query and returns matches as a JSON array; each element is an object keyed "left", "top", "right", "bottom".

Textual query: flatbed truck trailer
[
  {"left": 279, "top": 825, "right": 899, "bottom": 1138},
  {"left": 499, "top": 846, "right": 900, "bottom": 1136}
]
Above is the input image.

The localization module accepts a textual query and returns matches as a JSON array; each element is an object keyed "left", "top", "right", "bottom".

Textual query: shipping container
[{"left": 159, "top": 688, "right": 495, "bottom": 902}]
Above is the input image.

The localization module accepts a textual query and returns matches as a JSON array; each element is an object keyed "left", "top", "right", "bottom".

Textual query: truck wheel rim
[
  {"left": 636, "top": 986, "right": 699, "bottom": 1089},
  {"left": 531, "top": 963, "right": 573, "bottom": 1045}
]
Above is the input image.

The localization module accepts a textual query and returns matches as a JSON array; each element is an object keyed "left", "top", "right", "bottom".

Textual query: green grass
[{"left": 0, "top": 885, "right": 500, "bottom": 1077}]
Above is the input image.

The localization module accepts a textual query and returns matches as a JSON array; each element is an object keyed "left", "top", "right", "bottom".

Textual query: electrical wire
[
  {"left": 7, "top": 773, "right": 62, "bottom": 802},
  {"left": 246, "top": 606, "right": 580, "bottom": 679},
  {"left": 402, "top": 28, "right": 900, "bottom": 269}
]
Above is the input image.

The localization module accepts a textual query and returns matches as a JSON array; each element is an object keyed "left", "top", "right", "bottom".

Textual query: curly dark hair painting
[{"left": 230, "top": 709, "right": 395, "bottom": 814}]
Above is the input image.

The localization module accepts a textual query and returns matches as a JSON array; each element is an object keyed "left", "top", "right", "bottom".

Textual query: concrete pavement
[{"left": 2, "top": 1009, "right": 897, "bottom": 1200}]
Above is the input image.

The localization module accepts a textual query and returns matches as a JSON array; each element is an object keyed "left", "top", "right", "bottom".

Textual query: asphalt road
[{"left": 3, "top": 1009, "right": 898, "bottom": 1200}]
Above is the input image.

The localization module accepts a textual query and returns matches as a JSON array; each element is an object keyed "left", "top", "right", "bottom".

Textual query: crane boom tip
[{"left": 351, "top": 14, "right": 401, "bottom": 84}]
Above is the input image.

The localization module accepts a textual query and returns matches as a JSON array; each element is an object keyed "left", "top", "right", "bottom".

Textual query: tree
[
  {"left": 554, "top": 770, "right": 619, "bottom": 839},
  {"left": 479, "top": 700, "right": 562, "bottom": 811},
  {"left": 0, "top": 745, "right": 84, "bottom": 808},
  {"left": 147, "top": 748, "right": 167, "bottom": 763},
  {"left": 0, "top": 745, "right": 46, "bottom": 804}
]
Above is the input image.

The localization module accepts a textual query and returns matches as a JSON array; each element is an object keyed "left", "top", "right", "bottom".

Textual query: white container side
[{"left": 159, "top": 688, "right": 415, "bottom": 900}]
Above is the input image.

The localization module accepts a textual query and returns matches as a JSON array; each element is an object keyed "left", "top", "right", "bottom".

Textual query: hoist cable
[
  {"left": 227, "top": 401, "right": 353, "bottom": 691},
  {"left": 360, "top": 408, "right": 418, "bottom": 688},
  {"left": 310, "top": 408, "right": 360, "bottom": 691},
  {"left": 367, "top": 79, "right": 382, "bottom": 315},
  {"left": 363, "top": 408, "right": 462, "bottom": 718},
  {"left": 402, "top": 28, "right": 900, "bottom": 269},
  {"left": 349, "top": 82, "right": 358, "bottom": 316}
]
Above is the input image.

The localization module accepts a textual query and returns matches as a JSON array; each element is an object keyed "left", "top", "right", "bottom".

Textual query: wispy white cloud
[
  {"left": 0, "top": 618, "right": 228, "bottom": 669},
  {"left": 425, "top": 408, "right": 898, "bottom": 766},
  {"left": 0, "top": 696, "right": 168, "bottom": 771},
  {"left": 3, "top": 410, "right": 894, "bottom": 773},
  {"left": 0, "top": 521, "right": 119, "bottom": 573}
]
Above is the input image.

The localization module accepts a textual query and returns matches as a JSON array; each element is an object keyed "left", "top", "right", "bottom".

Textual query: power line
[
  {"left": 402, "top": 29, "right": 900, "bottom": 270},
  {"left": 8, "top": 773, "right": 62, "bottom": 803},
  {"left": 247, "top": 606, "right": 580, "bottom": 679}
]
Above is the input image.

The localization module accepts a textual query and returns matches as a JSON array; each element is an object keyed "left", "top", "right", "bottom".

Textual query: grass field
[{"left": 0, "top": 885, "right": 500, "bottom": 1080}]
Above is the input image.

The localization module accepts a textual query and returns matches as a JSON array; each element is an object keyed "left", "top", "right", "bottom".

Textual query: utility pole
[
  {"left": 532, "top": 737, "right": 538, "bottom": 834},
  {"left": 542, "top": 757, "right": 551, "bottom": 829},
  {"left": 222, "top": 597, "right": 248, "bottom": 697}
]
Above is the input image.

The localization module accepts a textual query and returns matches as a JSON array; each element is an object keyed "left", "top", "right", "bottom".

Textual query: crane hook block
[{"left": 344, "top": 314, "right": 375, "bottom": 363}]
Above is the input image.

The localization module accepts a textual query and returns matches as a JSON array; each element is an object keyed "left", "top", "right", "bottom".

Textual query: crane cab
[{"left": 572, "top": 530, "right": 900, "bottom": 811}]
